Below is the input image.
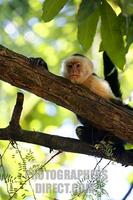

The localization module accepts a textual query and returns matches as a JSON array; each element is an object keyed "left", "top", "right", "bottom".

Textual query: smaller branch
[
  {"left": 9, "top": 92, "right": 24, "bottom": 128},
  {"left": 122, "top": 184, "right": 133, "bottom": 200},
  {"left": 0, "top": 127, "right": 133, "bottom": 166}
]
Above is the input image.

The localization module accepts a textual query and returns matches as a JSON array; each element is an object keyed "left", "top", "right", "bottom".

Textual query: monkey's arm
[{"left": 29, "top": 57, "right": 48, "bottom": 71}]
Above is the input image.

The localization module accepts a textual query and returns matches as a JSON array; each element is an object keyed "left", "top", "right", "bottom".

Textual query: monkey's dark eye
[
  {"left": 77, "top": 63, "right": 80, "bottom": 68},
  {"left": 67, "top": 64, "right": 72, "bottom": 68}
]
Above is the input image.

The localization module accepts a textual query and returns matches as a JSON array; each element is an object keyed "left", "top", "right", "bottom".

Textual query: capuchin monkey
[
  {"left": 61, "top": 53, "right": 126, "bottom": 153},
  {"left": 29, "top": 53, "right": 132, "bottom": 154},
  {"left": 61, "top": 53, "right": 117, "bottom": 100}
]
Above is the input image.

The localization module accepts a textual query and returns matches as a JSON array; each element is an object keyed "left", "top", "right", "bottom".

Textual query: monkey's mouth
[{"left": 70, "top": 74, "right": 80, "bottom": 79}]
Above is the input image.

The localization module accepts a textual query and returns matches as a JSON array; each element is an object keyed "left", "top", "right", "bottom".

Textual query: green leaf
[
  {"left": 118, "top": 14, "right": 133, "bottom": 51},
  {"left": 42, "top": 0, "right": 68, "bottom": 22},
  {"left": 100, "top": 0, "right": 126, "bottom": 69},
  {"left": 77, "top": 0, "right": 100, "bottom": 50}
]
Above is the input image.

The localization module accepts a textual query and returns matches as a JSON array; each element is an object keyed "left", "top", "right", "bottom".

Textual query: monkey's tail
[{"left": 103, "top": 52, "right": 122, "bottom": 98}]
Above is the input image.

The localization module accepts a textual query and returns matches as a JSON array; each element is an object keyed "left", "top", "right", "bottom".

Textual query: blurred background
[{"left": 0, "top": 0, "right": 133, "bottom": 199}]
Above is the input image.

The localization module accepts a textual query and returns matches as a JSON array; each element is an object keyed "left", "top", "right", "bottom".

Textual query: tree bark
[{"left": 0, "top": 127, "right": 133, "bottom": 166}]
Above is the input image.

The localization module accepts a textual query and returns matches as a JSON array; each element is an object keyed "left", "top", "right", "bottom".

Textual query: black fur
[
  {"left": 72, "top": 53, "right": 85, "bottom": 57},
  {"left": 76, "top": 115, "right": 125, "bottom": 154},
  {"left": 29, "top": 57, "right": 48, "bottom": 70},
  {"left": 103, "top": 52, "right": 122, "bottom": 98}
]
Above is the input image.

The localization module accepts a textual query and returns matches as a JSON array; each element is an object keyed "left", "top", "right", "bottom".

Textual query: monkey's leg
[
  {"left": 76, "top": 115, "right": 125, "bottom": 155},
  {"left": 103, "top": 51, "right": 122, "bottom": 98}
]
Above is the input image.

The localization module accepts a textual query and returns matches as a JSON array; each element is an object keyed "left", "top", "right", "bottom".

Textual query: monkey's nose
[{"left": 73, "top": 64, "right": 78, "bottom": 70}]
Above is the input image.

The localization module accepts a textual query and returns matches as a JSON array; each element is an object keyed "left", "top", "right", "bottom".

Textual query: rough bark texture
[
  {"left": 0, "top": 45, "right": 133, "bottom": 166},
  {"left": 0, "top": 127, "right": 133, "bottom": 166}
]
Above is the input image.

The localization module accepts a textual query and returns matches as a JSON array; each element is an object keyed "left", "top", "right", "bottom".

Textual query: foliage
[
  {"left": 42, "top": 0, "right": 133, "bottom": 69},
  {"left": 77, "top": 0, "right": 100, "bottom": 51},
  {"left": 42, "top": 0, "right": 68, "bottom": 22},
  {"left": 72, "top": 163, "right": 109, "bottom": 200},
  {"left": 0, "top": 142, "right": 62, "bottom": 199}
]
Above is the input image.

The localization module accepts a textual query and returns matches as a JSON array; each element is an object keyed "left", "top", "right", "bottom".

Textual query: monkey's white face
[{"left": 61, "top": 56, "right": 93, "bottom": 84}]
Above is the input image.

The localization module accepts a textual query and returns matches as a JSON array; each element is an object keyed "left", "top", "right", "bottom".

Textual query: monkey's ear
[
  {"left": 60, "top": 59, "right": 67, "bottom": 77},
  {"left": 29, "top": 57, "right": 48, "bottom": 71}
]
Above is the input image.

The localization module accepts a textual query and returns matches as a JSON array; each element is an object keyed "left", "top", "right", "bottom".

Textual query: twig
[
  {"left": 13, "top": 142, "right": 37, "bottom": 200},
  {"left": 0, "top": 143, "right": 12, "bottom": 198},
  {"left": 9, "top": 151, "right": 62, "bottom": 200}
]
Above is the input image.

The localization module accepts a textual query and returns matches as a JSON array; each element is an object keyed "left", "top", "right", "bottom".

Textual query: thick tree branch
[
  {"left": 0, "top": 45, "right": 133, "bottom": 144},
  {"left": 0, "top": 93, "right": 132, "bottom": 166}
]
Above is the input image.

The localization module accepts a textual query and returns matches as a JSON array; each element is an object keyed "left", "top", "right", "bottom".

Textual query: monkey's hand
[
  {"left": 76, "top": 125, "right": 95, "bottom": 145},
  {"left": 29, "top": 57, "right": 48, "bottom": 71}
]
